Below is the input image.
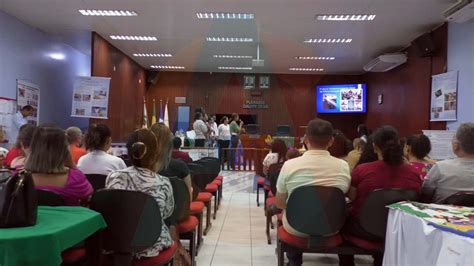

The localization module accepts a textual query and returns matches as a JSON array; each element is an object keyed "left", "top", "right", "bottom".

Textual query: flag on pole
[
  {"left": 151, "top": 99, "right": 157, "bottom": 125},
  {"left": 164, "top": 99, "right": 169, "bottom": 127},
  {"left": 159, "top": 99, "right": 164, "bottom": 123},
  {"left": 142, "top": 98, "right": 148, "bottom": 129}
]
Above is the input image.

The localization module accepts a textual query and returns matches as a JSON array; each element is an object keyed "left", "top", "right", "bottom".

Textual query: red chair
[
  {"left": 188, "top": 163, "right": 214, "bottom": 235},
  {"left": 90, "top": 190, "right": 176, "bottom": 266},
  {"left": 263, "top": 163, "right": 284, "bottom": 244},
  {"left": 190, "top": 201, "right": 205, "bottom": 251}
]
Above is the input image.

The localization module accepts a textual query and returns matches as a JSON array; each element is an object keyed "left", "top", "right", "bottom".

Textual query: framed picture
[
  {"left": 244, "top": 75, "right": 255, "bottom": 89},
  {"left": 259, "top": 76, "right": 270, "bottom": 89}
]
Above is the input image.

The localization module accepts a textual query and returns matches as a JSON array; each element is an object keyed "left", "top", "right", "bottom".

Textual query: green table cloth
[{"left": 0, "top": 206, "right": 106, "bottom": 266}]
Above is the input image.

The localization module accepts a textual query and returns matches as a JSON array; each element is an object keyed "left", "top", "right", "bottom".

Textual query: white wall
[
  {"left": 447, "top": 21, "right": 474, "bottom": 130},
  {"left": 0, "top": 11, "right": 91, "bottom": 132}
]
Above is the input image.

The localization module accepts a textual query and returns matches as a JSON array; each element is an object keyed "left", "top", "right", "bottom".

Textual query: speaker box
[
  {"left": 146, "top": 71, "right": 158, "bottom": 86},
  {"left": 413, "top": 33, "right": 436, "bottom": 57}
]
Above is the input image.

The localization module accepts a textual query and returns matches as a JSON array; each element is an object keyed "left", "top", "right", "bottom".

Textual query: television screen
[{"left": 316, "top": 84, "right": 367, "bottom": 113}]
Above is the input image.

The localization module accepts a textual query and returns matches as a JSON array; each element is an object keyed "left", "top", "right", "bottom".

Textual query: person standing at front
[
  {"left": 10, "top": 105, "right": 34, "bottom": 147},
  {"left": 193, "top": 112, "right": 208, "bottom": 147}
]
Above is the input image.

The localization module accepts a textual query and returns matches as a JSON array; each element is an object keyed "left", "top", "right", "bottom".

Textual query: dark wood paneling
[
  {"left": 90, "top": 33, "right": 146, "bottom": 142},
  {"left": 364, "top": 24, "right": 447, "bottom": 137}
]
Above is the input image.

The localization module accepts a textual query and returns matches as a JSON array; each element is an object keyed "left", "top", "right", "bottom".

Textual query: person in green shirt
[{"left": 229, "top": 113, "right": 243, "bottom": 169}]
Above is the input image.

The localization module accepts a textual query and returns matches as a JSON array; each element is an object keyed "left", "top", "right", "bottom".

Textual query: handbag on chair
[{"left": 0, "top": 169, "right": 37, "bottom": 228}]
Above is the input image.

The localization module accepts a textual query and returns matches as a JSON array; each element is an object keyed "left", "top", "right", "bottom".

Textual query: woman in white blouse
[
  {"left": 218, "top": 116, "right": 231, "bottom": 164},
  {"left": 263, "top": 139, "right": 288, "bottom": 176},
  {"left": 77, "top": 124, "right": 126, "bottom": 175}
]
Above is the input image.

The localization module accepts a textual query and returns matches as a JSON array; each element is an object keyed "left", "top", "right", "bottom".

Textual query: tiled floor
[{"left": 194, "top": 171, "right": 374, "bottom": 266}]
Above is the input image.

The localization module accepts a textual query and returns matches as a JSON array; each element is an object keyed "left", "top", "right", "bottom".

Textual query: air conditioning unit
[
  {"left": 444, "top": 0, "right": 474, "bottom": 23},
  {"left": 363, "top": 53, "right": 407, "bottom": 72}
]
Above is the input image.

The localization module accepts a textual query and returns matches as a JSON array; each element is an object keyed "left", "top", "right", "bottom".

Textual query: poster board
[
  {"left": 430, "top": 71, "right": 458, "bottom": 121},
  {"left": 243, "top": 75, "right": 255, "bottom": 89},
  {"left": 0, "top": 97, "right": 17, "bottom": 143},
  {"left": 71, "top": 76, "right": 111, "bottom": 119},
  {"left": 17, "top": 80, "right": 40, "bottom": 125},
  {"left": 422, "top": 130, "right": 456, "bottom": 160}
]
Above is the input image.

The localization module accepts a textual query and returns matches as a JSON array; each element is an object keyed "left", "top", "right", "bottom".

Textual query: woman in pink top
[
  {"left": 25, "top": 126, "right": 93, "bottom": 205},
  {"left": 405, "top": 134, "right": 436, "bottom": 180}
]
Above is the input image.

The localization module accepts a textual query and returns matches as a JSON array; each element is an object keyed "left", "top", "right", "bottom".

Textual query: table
[
  {"left": 0, "top": 206, "right": 106, "bottom": 266},
  {"left": 383, "top": 202, "right": 474, "bottom": 266},
  {"left": 181, "top": 147, "right": 219, "bottom": 161}
]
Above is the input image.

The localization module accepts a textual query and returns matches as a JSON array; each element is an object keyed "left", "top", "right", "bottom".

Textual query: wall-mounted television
[{"left": 316, "top": 84, "right": 367, "bottom": 114}]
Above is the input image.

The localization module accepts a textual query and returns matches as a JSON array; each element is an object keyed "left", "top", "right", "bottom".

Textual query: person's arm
[
  {"left": 184, "top": 174, "right": 193, "bottom": 201},
  {"left": 348, "top": 165, "right": 361, "bottom": 201},
  {"left": 275, "top": 165, "right": 288, "bottom": 209},
  {"left": 421, "top": 164, "right": 440, "bottom": 203}
]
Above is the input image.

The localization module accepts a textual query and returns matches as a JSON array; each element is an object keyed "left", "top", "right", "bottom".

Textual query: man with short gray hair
[
  {"left": 422, "top": 123, "right": 474, "bottom": 203},
  {"left": 66, "top": 126, "right": 86, "bottom": 164}
]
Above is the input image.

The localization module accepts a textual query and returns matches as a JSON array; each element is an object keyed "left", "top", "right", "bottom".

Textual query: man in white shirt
[
  {"left": 275, "top": 118, "right": 351, "bottom": 266},
  {"left": 10, "top": 105, "right": 34, "bottom": 146}
]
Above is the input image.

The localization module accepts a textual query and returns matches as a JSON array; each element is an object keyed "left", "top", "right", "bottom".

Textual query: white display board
[
  {"left": 0, "top": 97, "right": 17, "bottom": 143},
  {"left": 71, "top": 76, "right": 111, "bottom": 119},
  {"left": 422, "top": 130, "right": 456, "bottom": 160},
  {"left": 17, "top": 80, "right": 40, "bottom": 125},
  {"left": 430, "top": 71, "right": 458, "bottom": 121}
]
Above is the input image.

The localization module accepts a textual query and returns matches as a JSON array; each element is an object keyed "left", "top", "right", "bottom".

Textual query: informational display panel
[
  {"left": 0, "top": 97, "right": 17, "bottom": 143},
  {"left": 430, "top": 71, "right": 458, "bottom": 121},
  {"left": 422, "top": 130, "right": 456, "bottom": 160},
  {"left": 17, "top": 80, "right": 40, "bottom": 125},
  {"left": 71, "top": 76, "right": 111, "bottom": 119}
]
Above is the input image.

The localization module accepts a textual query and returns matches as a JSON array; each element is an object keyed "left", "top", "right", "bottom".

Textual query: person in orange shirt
[{"left": 67, "top": 126, "right": 86, "bottom": 165}]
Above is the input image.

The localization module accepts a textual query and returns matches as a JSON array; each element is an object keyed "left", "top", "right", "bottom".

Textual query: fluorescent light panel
[
  {"left": 197, "top": 12, "right": 254, "bottom": 20},
  {"left": 218, "top": 67, "right": 252, "bottom": 70},
  {"left": 289, "top": 68, "right": 324, "bottom": 71},
  {"left": 295, "top": 56, "right": 335, "bottom": 60},
  {"left": 133, "top": 53, "right": 172, "bottom": 57},
  {"left": 213, "top": 55, "right": 253, "bottom": 59},
  {"left": 79, "top": 9, "right": 138, "bottom": 16},
  {"left": 304, "top": 38, "right": 352, "bottom": 43},
  {"left": 316, "top": 14, "right": 376, "bottom": 21},
  {"left": 151, "top": 65, "right": 185, "bottom": 69},
  {"left": 110, "top": 35, "right": 157, "bottom": 41},
  {"left": 206, "top": 37, "right": 253, "bottom": 42}
]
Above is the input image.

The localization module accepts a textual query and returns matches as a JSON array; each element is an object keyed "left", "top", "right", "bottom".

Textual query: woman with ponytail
[
  {"left": 77, "top": 124, "right": 126, "bottom": 175},
  {"left": 105, "top": 129, "right": 175, "bottom": 260},
  {"left": 339, "top": 126, "right": 422, "bottom": 266},
  {"left": 405, "top": 134, "right": 436, "bottom": 180}
]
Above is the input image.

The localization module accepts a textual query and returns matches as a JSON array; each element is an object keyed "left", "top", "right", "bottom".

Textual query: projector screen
[{"left": 316, "top": 84, "right": 367, "bottom": 114}]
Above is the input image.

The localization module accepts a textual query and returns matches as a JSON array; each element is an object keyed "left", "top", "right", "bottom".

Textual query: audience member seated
[
  {"left": 346, "top": 138, "right": 365, "bottom": 172},
  {"left": 357, "top": 124, "right": 369, "bottom": 142},
  {"left": 275, "top": 119, "right": 351, "bottom": 266},
  {"left": 422, "top": 123, "right": 474, "bottom": 203},
  {"left": 171, "top": 137, "right": 193, "bottom": 163},
  {"left": 25, "top": 126, "right": 93, "bottom": 205},
  {"left": 262, "top": 139, "right": 287, "bottom": 176},
  {"left": 106, "top": 128, "right": 175, "bottom": 259},
  {"left": 342, "top": 126, "right": 422, "bottom": 266},
  {"left": 328, "top": 129, "right": 353, "bottom": 160},
  {"left": 405, "top": 134, "right": 436, "bottom": 180},
  {"left": 154, "top": 124, "right": 193, "bottom": 200},
  {"left": 354, "top": 135, "right": 378, "bottom": 168},
  {"left": 67, "top": 126, "right": 87, "bottom": 165},
  {"left": 10, "top": 124, "right": 36, "bottom": 169},
  {"left": 77, "top": 124, "right": 126, "bottom": 175}
]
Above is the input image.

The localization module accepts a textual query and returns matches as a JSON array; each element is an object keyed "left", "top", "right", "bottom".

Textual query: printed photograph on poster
[
  {"left": 259, "top": 76, "right": 270, "bottom": 89},
  {"left": 71, "top": 76, "right": 111, "bottom": 119},
  {"left": 430, "top": 71, "right": 458, "bottom": 121},
  {"left": 17, "top": 80, "right": 40, "bottom": 125},
  {"left": 243, "top": 75, "right": 255, "bottom": 89}
]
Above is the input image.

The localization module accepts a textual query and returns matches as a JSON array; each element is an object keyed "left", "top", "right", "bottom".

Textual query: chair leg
[
  {"left": 266, "top": 210, "right": 272, "bottom": 245},
  {"left": 203, "top": 201, "right": 212, "bottom": 235},
  {"left": 213, "top": 192, "right": 218, "bottom": 220},
  {"left": 190, "top": 231, "right": 196, "bottom": 266},
  {"left": 264, "top": 189, "right": 269, "bottom": 211},
  {"left": 194, "top": 212, "right": 203, "bottom": 254},
  {"left": 256, "top": 184, "right": 261, "bottom": 206},
  {"left": 217, "top": 183, "right": 222, "bottom": 208},
  {"left": 277, "top": 239, "right": 284, "bottom": 266}
]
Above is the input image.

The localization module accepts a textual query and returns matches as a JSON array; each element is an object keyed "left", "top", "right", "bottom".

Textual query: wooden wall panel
[{"left": 90, "top": 33, "right": 146, "bottom": 142}]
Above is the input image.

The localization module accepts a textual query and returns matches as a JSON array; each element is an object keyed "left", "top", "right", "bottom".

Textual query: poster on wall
[
  {"left": 0, "top": 97, "right": 17, "bottom": 143},
  {"left": 17, "top": 80, "right": 40, "bottom": 125},
  {"left": 71, "top": 76, "right": 111, "bottom": 119},
  {"left": 259, "top": 76, "right": 270, "bottom": 89},
  {"left": 430, "top": 71, "right": 458, "bottom": 121},
  {"left": 422, "top": 130, "right": 456, "bottom": 160},
  {"left": 243, "top": 75, "right": 255, "bottom": 89}
]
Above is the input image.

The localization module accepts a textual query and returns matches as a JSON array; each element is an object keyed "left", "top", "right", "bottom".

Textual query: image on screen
[{"left": 316, "top": 84, "right": 367, "bottom": 113}]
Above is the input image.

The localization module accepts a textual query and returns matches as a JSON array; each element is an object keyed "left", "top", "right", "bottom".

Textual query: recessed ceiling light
[
  {"left": 289, "top": 68, "right": 324, "bottom": 72},
  {"left": 151, "top": 65, "right": 185, "bottom": 70},
  {"left": 48, "top": 53, "right": 66, "bottom": 60},
  {"left": 315, "top": 14, "right": 376, "bottom": 21},
  {"left": 110, "top": 35, "right": 157, "bottom": 41},
  {"left": 197, "top": 12, "right": 254, "bottom": 20},
  {"left": 218, "top": 67, "right": 253, "bottom": 70},
  {"left": 295, "top": 56, "right": 335, "bottom": 60},
  {"left": 304, "top": 38, "right": 352, "bottom": 43},
  {"left": 213, "top": 55, "right": 253, "bottom": 59},
  {"left": 79, "top": 10, "right": 138, "bottom": 16},
  {"left": 206, "top": 37, "right": 253, "bottom": 42},
  {"left": 133, "top": 53, "right": 172, "bottom": 57}
]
